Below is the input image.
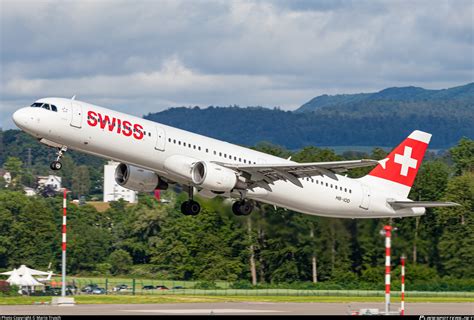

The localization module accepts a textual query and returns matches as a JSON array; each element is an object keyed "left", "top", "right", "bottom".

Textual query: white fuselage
[{"left": 12, "top": 98, "right": 424, "bottom": 218}]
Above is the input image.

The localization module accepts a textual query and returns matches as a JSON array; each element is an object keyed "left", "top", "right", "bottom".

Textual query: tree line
[
  {"left": 0, "top": 130, "right": 472, "bottom": 290},
  {"left": 145, "top": 99, "right": 473, "bottom": 149}
]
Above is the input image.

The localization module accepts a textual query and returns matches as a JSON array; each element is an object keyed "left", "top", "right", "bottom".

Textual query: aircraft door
[
  {"left": 359, "top": 184, "right": 371, "bottom": 210},
  {"left": 70, "top": 103, "right": 83, "bottom": 128},
  {"left": 155, "top": 126, "right": 166, "bottom": 151}
]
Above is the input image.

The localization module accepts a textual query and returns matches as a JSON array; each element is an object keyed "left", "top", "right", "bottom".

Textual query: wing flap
[{"left": 219, "top": 159, "right": 379, "bottom": 188}]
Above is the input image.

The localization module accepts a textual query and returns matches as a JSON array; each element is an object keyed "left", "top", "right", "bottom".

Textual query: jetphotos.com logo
[{"left": 419, "top": 316, "right": 474, "bottom": 320}]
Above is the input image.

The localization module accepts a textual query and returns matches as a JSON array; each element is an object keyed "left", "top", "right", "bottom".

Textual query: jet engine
[
  {"left": 115, "top": 163, "right": 168, "bottom": 192},
  {"left": 191, "top": 161, "right": 240, "bottom": 192}
]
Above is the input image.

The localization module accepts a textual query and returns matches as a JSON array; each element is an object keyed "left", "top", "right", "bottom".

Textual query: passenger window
[
  {"left": 224, "top": 154, "right": 227, "bottom": 158},
  {"left": 168, "top": 138, "right": 171, "bottom": 142},
  {"left": 349, "top": 190, "right": 352, "bottom": 194},
  {"left": 173, "top": 139, "right": 176, "bottom": 143},
  {"left": 198, "top": 147, "right": 201, "bottom": 151},
  {"left": 219, "top": 152, "right": 222, "bottom": 156},
  {"left": 183, "top": 142, "right": 186, "bottom": 147},
  {"left": 206, "top": 148, "right": 209, "bottom": 153},
  {"left": 239, "top": 158, "right": 241, "bottom": 162},
  {"left": 148, "top": 132, "right": 151, "bottom": 137},
  {"left": 214, "top": 151, "right": 216, "bottom": 155},
  {"left": 344, "top": 188, "right": 347, "bottom": 192}
]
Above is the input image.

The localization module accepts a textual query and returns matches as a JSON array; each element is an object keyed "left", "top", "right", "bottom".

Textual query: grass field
[
  {"left": 1, "top": 295, "right": 473, "bottom": 305},
  {"left": 2, "top": 275, "right": 470, "bottom": 305}
]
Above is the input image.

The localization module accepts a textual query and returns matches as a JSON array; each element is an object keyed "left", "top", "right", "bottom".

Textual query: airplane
[{"left": 12, "top": 97, "right": 458, "bottom": 218}]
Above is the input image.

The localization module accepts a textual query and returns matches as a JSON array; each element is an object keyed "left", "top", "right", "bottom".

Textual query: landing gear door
[
  {"left": 70, "top": 103, "right": 82, "bottom": 128},
  {"left": 155, "top": 126, "right": 166, "bottom": 151},
  {"left": 359, "top": 184, "right": 371, "bottom": 210}
]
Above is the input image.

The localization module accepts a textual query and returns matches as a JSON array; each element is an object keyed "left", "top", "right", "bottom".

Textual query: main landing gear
[
  {"left": 181, "top": 186, "right": 201, "bottom": 216},
  {"left": 50, "top": 146, "right": 67, "bottom": 171},
  {"left": 232, "top": 199, "right": 254, "bottom": 216}
]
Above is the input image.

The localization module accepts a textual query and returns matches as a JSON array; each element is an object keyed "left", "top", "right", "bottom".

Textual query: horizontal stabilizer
[{"left": 388, "top": 200, "right": 460, "bottom": 209}]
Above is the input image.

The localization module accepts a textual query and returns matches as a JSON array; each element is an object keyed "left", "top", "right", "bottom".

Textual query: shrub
[
  {"left": 230, "top": 280, "right": 253, "bottom": 289},
  {"left": 194, "top": 281, "right": 218, "bottom": 289},
  {"left": 95, "top": 263, "right": 112, "bottom": 275},
  {"left": 0, "top": 281, "right": 19, "bottom": 296},
  {"left": 109, "top": 249, "right": 133, "bottom": 275},
  {"left": 360, "top": 266, "right": 384, "bottom": 284}
]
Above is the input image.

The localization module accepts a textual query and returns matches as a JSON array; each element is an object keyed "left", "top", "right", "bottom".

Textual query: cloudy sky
[{"left": 1, "top": 0, "right": 473, "bottom": 129}]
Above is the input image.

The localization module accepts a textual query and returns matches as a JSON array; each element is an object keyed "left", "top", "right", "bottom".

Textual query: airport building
[{"left": 103, "top": 160, "right": 137, "bottom": 203}]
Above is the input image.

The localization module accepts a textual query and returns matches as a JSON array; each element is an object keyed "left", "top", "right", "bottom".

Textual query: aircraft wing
[
  {"left": 220, "top": 159, "right": 379, "bottom": 191},
  {"left": 388, "top": 200, "right": 460, "bottom": 209}
]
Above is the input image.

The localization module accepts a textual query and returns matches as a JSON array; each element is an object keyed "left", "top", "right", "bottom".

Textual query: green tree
[
  {"left": 0, "top": 191, "right": 57, "bottom": 269},
  {"left": 3, "top": 157, "right": 23, "bottom": 190},
  {"left": 402, "top": 160, "right": 451, "bottom": 265},
  {"left": 109, "top": 249, "right": 133, "bottom": 275},
  {"left": 71, "top": 165, "right": 91, "bottom": 198},
  {"left": 436, "top": 173, "right": 474, "bottom": 277},
  {"left": 450, "top": 138, "right": 474, "bottom": 175}
]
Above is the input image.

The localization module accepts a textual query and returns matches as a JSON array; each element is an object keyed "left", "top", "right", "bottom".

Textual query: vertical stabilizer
[{"left": 362, "top": 130, "right": 431, "bottom": 198}]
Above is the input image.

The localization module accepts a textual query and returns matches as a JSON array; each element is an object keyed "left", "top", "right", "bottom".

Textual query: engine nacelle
[
  {"left": 115, "top": 163, "right": 167, "bottom": 192},
  {"left": 191, "top": 161, "right": 238, "bottom": 192}
]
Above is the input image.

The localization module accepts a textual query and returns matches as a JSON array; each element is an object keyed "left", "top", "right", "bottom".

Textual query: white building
[
  {"left": 0, "top": 170, "right": 11, "bottom": 187},
  {"left": 23, "top": 186, "right": 37, "bottom": 197},
  {"left": 103, "top": 160, "right": 137, "bottom": 203},
  {"left": 37, "top": 175, "right": 62, "bottom": 191}
]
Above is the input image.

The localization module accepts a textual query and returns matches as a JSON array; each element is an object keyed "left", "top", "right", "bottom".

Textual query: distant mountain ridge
[
  {"left": 296, "top": 82, "right": 474, "bottom": 113},
  {"left": 144, "top": 83, "right": 474, "bottom": 149}
]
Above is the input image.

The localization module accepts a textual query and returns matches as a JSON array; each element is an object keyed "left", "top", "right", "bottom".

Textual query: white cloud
[{"left": 1, "top": 0, "right": 473, "bottom": 129}]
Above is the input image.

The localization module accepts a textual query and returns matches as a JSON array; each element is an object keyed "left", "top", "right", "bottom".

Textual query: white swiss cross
[{"left": 394, "top": 146, "right": 417, "bottom": 176}]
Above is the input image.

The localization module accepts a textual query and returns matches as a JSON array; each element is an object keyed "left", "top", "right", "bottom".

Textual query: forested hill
[
  {"left": 144, "top": 83, "right": 473, "bottom": 149},
  {"left": 296, "top": 82, "right": 474, "bottom": 112}
]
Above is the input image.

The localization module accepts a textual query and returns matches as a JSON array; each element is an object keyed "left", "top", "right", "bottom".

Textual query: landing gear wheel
[
  {"left": 181, "top": 200, "right": 201, "bottom": 216},
  {"left": 50, "top": 146, "right": 67, "bottom": 171},
  {"left": 232, "top": 200, "right": 254, "bottom": 216},
  {"left": 50, "top": 161, "right": 62, "bottom": 171}
]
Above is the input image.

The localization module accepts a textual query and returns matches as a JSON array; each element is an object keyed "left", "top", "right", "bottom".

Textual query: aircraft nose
[{"left": 12, "top": 108, "right": 30, "bottom": 128}]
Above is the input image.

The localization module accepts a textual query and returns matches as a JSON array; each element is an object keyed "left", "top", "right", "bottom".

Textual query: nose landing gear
[{"left": 50, "top": 146, "right": 67, "bottom": 171}]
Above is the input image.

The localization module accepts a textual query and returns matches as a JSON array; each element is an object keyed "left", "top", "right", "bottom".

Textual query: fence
[{"left": 49, "top": 278, "right": 474, "bottom": 298}]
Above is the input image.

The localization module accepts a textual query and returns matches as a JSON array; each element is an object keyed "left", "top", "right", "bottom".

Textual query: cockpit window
[{"left": 30, "top": 102, "right": 58, "bottom": 112}]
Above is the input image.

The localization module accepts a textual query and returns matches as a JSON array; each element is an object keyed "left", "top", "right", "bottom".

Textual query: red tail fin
[{"left": 368, "top": 130, "right": 431, "bottom": 188}]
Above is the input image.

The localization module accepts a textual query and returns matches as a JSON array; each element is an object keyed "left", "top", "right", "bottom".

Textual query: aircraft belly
[{"left": 260, "top": 180, "right": 351, "bottom": 217}]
